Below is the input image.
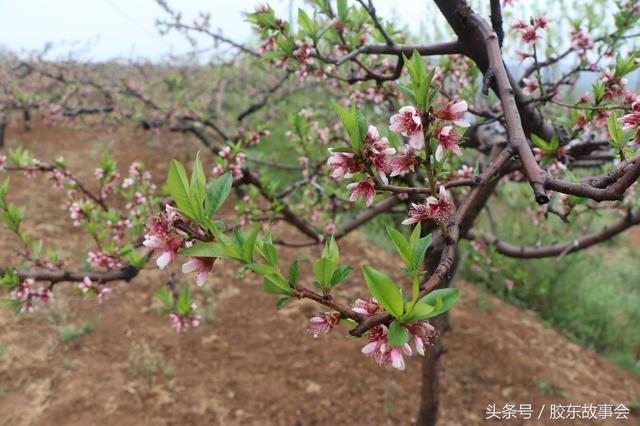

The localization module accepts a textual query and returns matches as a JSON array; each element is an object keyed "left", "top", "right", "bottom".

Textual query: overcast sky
[{"left": 0, "top": 0, "right": 433, "bottom": 61}]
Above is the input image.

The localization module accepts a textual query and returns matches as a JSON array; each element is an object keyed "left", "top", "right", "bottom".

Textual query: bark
[
  {"left": 22, "top": 108, "right": 31, "bottom": 132},
  {"left": 416, "top": 235, "right": 459, "bottom": 426},
  {"left": 0, "top": 116, "right": 6, "bottom": 148}
]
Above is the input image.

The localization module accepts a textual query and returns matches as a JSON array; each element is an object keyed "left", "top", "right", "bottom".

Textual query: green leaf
[
  {"left": 205, "top": 172, "right": 233, "bottom": 218},
  {"left": 190, "top": 152, "right": 206, "bottom": 204},
  {"left": 361, "top": 266, "right": 404, "bottom": 318},
  {"left": 314, "top": 257, "right": 336, "bottom": 288},
  {"left": 395, "top": 82, "right": 417, "bottom": 105},
  {"left": 410, "top": 50, "right": 425, "bottom": 87},
  {"left": 155, "top": 287, "right": 173, "bottom": 309},
  {"left": 334, "top": 102, "right": 361, "bottom": 151},
  {"left": 322, "top": 235, "right": 339, "bottom": 263},
  {"left": 0, "top": 268, "right": 18, "bottom": 286},
  {"left": 330, "top": 265, "right": 352, "bottom": 287},
  {"left": 176, "top": 287, "right": 193, "bottom": 315},
  {"left": 289, "top": 260, "right": 300, "bottom": 286},
  {"left": 276, "top": 297, "right": 290, "bottom": 309},
  {"left": 3, "top": 298, "right": 23, "bottom": 315},
  {"left": 386, "top": 226, "right": 412, "bottom": 269},
  {"left": 608, "top": 112, "right": 623, "bottom": 148},
  {"left": 167, "top": 159, "right": 193, "bottom": 217},
  {"left": 416, "top": 288, "right": 460, "bottom": 319},
  {"left": 388, "top": 321, "right": 410, "bottom": 347},
  {"left": 180, "top": 242, "right": 226, "bottom": 258},
  {"left": 413, "top": 235, "right": 432, "bottom": 270},
  {"left": 262, "top": 242, "right": 279, "bottom": 266},
  {"left": 402, "top": 53, "right": 417, "bottom": 87},
  {"left": 263, "top": 274, "right": 293, "bottom": 295},
  {"left": 530, "top": 134, "right": 550, "bottom": 152},
  {"left": 243, "top": 223, "right": 261, "bottom": 263},
  {"left": 246, "top": 263, "right": 279, "bottom": 276},
  {"left": 405, "top": 302, "right": 434, "bottom": 321},
  {"left": 337, "top": 0, "right": 348, "bottom": 20},
  {"left": 416, "top": 69, "right": 435, "bottom": 109},
  {"left": 298, "top": 9, "right": 317, "bottom": 37}
]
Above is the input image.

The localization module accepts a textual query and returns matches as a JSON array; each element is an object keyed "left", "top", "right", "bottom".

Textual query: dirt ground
[{"left": 0, "top": 123, "right": 638, "bottom": 426}]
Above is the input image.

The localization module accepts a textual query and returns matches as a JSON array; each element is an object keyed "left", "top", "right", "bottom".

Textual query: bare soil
[{"left": 0, "top": 123, "right": 638, "bottom": 425}]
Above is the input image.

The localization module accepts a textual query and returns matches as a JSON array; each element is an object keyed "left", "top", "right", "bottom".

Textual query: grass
[
  {"left": 534, "top": 381, "right": 569, "bottom": 398},
  {"left": 58, "top": 321, "right": 94, "bottom": 343},
  {"left": 459, "top": 182, "right": 640, "bottom": 377},
  {"left": 128, "top": 342, "right": 174, "bottom": 380}
]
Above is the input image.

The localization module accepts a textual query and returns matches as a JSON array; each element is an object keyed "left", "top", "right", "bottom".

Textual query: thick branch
[{"left": 477, "top": 209, "right": 640, "bottom": 258}]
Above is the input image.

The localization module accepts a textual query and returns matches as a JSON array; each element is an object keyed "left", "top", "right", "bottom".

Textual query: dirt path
[{"left": 0, "top": 125, "right": 638, "bottom": 425}]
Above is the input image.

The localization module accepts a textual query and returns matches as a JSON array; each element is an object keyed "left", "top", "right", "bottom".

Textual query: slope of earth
[{"left": 0, "top": 123, "right": 638, "bottom": 426}]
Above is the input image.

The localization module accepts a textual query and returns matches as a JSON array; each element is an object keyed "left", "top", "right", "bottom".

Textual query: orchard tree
[{"left": 1, "top": 0, "right": 640, "bottom": 424}]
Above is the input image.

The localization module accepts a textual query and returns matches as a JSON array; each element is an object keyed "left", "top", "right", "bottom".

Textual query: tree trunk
[
  {"left": 22, "top": 108, "right": 31, "bottom": 131},
  {"left": 415, "top": 236, "right": 459, "bottom": 426},
  {"left": 0, "top": 116, "right": 5, "bottom": 148},
  {"left": 416, "top": 314, "right": 446, "bottom": 426}
]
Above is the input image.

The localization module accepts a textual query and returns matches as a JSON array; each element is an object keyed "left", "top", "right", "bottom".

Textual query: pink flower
[
  {"left": 170, "top": 310, "right": 202, "bottom": 332},
  {"left": 364, "top": 125, "right": 396, "bottom": 184},
  {"left": 143, "top": 213, "right": 183, "bottom": 269},
  {"left": 360, "top": 324, "right": 412, "bottom": 371},
  {"left": 307, "top": 312, "right": 341, "bottom": 338},
  {"left": 521, "top": 26, "right": 539, "bottom": 44},
  {"left": 434, "top": 126, "right": 462, "bottom": 161},
  {"left": 516, "top": 50, "right": 532, "bottom": 62},
  {"left": 34, "top": 288, "right": 54, "bottom": 304},
  {"left": 0, "top": 155, "right": 5, "bottom": 171},
  {"left": 97, "top": 287, "right": 112, "bottom": 303},
  {"left": 182, "top": 257, "right": 216, "bottom": 286},
  {"left": 456, "top": 164, "right": 473, "bottom": 179},
  {"left": 523, "top": 78, "right": 539, "bottom": 93},
  {"left": 402, "top": 186, "right": 452, "bottom": 225},
  {"left": 534, "top": 16, "right": 550, "bottom": 29},
  {"left": 346, "top": 177, "right": 376, "bottom": 207},
  {"left": 621, "top": 103, "right": 640, "bottom": 136},
  {"left": 254, "top": 4, "right": 269, "bottom": 13},
  {"left": 79, "top": 276, "right": 93, "bottom": 293},
  {"left": 402, "top": 203, "right": 431, "bottom": 226},
  {"left": 389, "top": 106, "right": 424, "bottom": 149},
  {"left": 325, "top": 222, "right": 337, "bottom": 235},
  {"left": 436, "top": 100, "right": 469, "bottom": 127},
  {"left": 88, "top": 251, "right": 122, "bottom": 270},
  {"left": 326, "top": 150, "right": 362, "bottom": 180},
  {"left": 405, "top": 320, "right": 438, "bottom": 356},
  {"left": 389, "top": 144, "right": 418, "bottom": 177},
  {"left": 352, "top": 297, "right": 382, "bottom": 316},
  {"left": 10, "top": 278, "right": 34, "bottom": 302},
  {"left": 511, "top": 19, "right": 527, "bottom": 30}
]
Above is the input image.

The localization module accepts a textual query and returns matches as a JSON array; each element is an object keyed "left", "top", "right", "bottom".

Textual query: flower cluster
[
  {"left": 212, "top": 146, "right": 246, "bottom": 178},
  {"left": 402, "top": 186, "right": 453, "bottom": 225},
  {"left": 78, "top": 276, "right": 112, "bottom": 303},
  {"left": 621, "top": 102, "right": 640, "bottom": 139},
  {"left": 306, "top": 312, "right": 341, "bottom": 338},
  {"left": 170, "top": 306, "right": 202, "bottom": 332},
  {"left": 512, "top": 16, "right": 549, "bottom": 45},
  {"left": 88, "top": 251, "right": 123, "bottom": 270},
  {"left": 389, "top": 106, "right": 424, "bottom": 149},
  {"left": 143, "top": 209, "right": 184, "bottom": 269},
  {"left": 9, "top": 278, "right": 54, "bottom": 313},
  {"left": 355, "top": 298, "right": 438, "bottom": 371}
]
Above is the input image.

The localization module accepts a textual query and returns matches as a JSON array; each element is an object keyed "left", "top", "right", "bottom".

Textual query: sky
[{"left": 0, "top": 0, "right": 432, "bottom": 61}]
